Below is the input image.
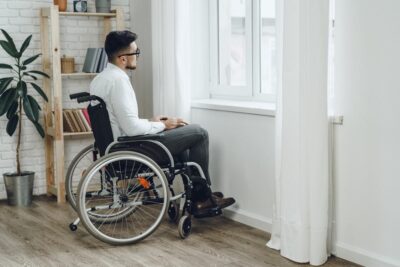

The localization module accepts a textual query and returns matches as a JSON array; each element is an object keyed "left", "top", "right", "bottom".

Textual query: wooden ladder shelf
[{"left": 40, "top": 6, "right": 124, "bottom": 203}]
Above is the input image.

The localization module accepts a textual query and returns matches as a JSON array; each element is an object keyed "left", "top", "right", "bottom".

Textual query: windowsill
[{"left": 191, "top": 99, "right": 276, "bottom": 117}]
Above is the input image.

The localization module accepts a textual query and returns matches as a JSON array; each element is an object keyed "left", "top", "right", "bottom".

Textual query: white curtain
[
  {"left": 267, "top": 0, "right": 331, "bottom": 266},
  {"left": 151, "top": 0, "right": 192, "bottom": 120}
]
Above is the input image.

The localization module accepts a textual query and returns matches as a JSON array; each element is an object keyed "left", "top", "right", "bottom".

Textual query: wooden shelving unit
[{"left": 40, "top": 6, "right": 124, "bottom": 203}]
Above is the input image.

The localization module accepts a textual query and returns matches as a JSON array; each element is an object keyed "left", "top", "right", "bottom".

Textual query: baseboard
[
  {"left": 222, "top": 208, "right": 272, "bottom": 233},
  {"left": 222, "top": 210, "right": 400, "bottom": 267},
  {"left": 334, "top": 241, "right": 400, "bottom": 267}
]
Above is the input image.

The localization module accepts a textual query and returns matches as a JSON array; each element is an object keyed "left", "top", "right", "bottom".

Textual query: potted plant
[{"left": 0, "top": 29, "right": 49, "bottom": 206}]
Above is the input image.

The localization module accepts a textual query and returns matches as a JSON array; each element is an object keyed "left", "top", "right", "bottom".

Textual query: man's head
[{"left": 105, "top": 30, "right": 140, "bottom": 70}]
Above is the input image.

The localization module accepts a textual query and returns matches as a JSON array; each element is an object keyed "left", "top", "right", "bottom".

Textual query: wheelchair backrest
[{"left": 87, "top": 97, "right": 114, "bottom": 156}]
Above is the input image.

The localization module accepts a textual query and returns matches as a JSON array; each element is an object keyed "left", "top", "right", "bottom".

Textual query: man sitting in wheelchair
[{"left": 90, "top": 30, "right": 235, "bottom": 216}]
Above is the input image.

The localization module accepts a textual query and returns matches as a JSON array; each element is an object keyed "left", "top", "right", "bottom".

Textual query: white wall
[
  {"left": 191, "top": 108, "right": 275, "bottom": 232},
  {"left": 0, "top": 0, "right": 132, "bottom": 199},
  {"left": 333, "top": 1, "right": 400, "bottom": 266}
]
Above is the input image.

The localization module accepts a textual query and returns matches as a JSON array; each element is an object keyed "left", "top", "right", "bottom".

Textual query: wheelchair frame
[{"left": 67, "top": 93, "right": 222, "bottom": 244}]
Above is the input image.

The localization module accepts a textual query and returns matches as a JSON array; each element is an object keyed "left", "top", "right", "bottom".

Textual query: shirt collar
[{"left": 107, "top": 63, "right": 129, "bottom": 80}]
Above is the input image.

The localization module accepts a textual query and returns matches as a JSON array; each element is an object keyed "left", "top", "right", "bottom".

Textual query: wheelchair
[{"left": 66, "top": 92, "right": 223, "bottom": 245}]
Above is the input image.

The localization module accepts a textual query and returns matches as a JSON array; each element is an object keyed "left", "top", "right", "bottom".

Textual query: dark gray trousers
[{"left": 158, "top": 124, "right": 210, "bottom": 184}]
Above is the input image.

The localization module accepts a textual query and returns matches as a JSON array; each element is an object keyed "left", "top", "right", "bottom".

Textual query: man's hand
[
  {"left": 160, "top": 117, "right": 188, "bottom": 130},
  {"left": 151, "top": 115, "right": 167, "bottom": 122}
]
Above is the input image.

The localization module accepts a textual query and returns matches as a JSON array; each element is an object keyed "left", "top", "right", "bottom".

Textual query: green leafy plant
[{"left": 0, "top": 29, "right": 49, "bottom": 175}]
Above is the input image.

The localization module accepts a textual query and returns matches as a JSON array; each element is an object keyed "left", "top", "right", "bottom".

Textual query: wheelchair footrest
[{"left": 193, "top": 206, "right": 222, "bottom": 218}]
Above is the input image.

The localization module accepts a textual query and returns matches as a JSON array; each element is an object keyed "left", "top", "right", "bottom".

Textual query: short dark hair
[{"left": 104, "top": 30, "right": 138, "bottom": 62}]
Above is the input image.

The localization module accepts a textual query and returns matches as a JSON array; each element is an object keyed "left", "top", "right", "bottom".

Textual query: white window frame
[{"left": 209, "top": 0, "right": 276, "bottom": 102}]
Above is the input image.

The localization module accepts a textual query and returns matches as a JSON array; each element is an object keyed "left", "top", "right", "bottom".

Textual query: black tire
[
  {"left": 69, "top": 223, "right": 78, "bottom": 232},
  {"left": 168, "top": 200, "right": 180, "bottom": 223},
  {"left": 178, "top": 215, "right": 191, "bottom": 239}
]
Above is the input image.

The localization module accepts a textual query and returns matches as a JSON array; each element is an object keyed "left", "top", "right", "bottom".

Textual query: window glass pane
[
  {"left": 218, "top": 0, "right": 247, "bottom": 87},
  {"left": 260, "top": 0, "right": 277, "bottom": 95}
]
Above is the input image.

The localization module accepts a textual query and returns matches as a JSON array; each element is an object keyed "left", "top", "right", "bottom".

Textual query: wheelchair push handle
[
  {"left": 69, "top": 92, "right": 90, "bottom": 100},
  {"left": 70, "top": 92, "right": 104, "bottom": 104},
  {"left": 77, "top": 95, "right": 105, "bottom": 105},
  {"left": 77, "top": 95, "right": 95, "bottom": 103}
]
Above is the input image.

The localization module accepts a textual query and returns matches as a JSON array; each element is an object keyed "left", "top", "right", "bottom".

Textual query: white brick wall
[{"left": 0, "top": 0, "right": 132, "bottom": 199}]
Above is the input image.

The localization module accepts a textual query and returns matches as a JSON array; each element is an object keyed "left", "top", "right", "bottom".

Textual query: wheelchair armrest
[{"left": 117, "top": 133, "right": 164, "bottom": 142}]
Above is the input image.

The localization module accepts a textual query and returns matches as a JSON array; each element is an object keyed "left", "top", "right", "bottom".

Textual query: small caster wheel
[
  {"left": 178, "top": 215, "right": 191, "bottom": 239},
  {"left": 69, "top": 223, "right": 78, "bottom": 232},
  {"left": 168, "top": 200, "right": 179, "bottom": 223}
]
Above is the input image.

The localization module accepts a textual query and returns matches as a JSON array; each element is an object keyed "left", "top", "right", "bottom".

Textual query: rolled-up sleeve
[{"left": 111, "top": 78, "right": 165, "bottom": 136}]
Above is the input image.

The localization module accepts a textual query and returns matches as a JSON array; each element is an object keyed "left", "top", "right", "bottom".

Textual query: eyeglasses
[{"left": 118, "top": 48, "right": 140, "bottom": 58}]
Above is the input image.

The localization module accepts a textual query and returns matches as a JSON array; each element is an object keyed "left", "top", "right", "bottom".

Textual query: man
[{"left": 90, "top": 30, "right": 235, "bottom": 213}]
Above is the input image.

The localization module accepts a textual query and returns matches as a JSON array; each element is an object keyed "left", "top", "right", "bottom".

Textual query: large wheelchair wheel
[
  {"left": 66, "top": 144, "right": 98, "bottom": 211},
  {"left": 77, "top": 151, "right": 170, "bottom": 245},
  {"left": 66, "top": 145, "right": 140, "bottom": 221}
]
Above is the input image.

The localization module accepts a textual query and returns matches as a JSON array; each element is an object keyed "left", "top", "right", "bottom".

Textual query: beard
[{"left": 126, "top": 64, "right": 136, "bottom": 70}]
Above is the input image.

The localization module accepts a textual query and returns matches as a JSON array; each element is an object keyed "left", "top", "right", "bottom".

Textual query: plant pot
[
  {"left": 3, "top": 172, "right": 34, "bottom": 206},
  {"left": 54, "top": 0, "right": 67, "bottom": 12},
  {"left": 95, "top": 0, "right": 111, "bottom": 13}
]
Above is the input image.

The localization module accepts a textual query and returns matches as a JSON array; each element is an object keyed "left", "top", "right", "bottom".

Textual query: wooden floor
[{"left": 0, "top": 196, "right": 359, "bottom": 267}]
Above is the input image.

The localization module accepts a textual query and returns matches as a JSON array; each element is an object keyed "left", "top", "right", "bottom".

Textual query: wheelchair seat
[{"left": 117, "top": 134, "right": 163, "bottom": 142}]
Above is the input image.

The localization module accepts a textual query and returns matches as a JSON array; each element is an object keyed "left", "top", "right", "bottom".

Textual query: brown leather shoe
[
  {"left": 212, "top": 191, "right": 224, "bottom": 198},
  {"left": 195, "top": 196, "right": 235, "bottom": 211},
  {"left": 214, "top": 196, "right": 235, "bottom": 209},
  {"left": 195, "top": 198, "right": 217, "bottom": 211}
]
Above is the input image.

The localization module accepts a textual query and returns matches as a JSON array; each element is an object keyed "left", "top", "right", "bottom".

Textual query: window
[
  {"left": 260, "top": 0, "right": 277, "bottom": 96},
  {"left": 210, "top": 0, "right": 277, "bottom": 102},
  {"left": 217, "top": 0, "right": 249, "bottom": 88}
]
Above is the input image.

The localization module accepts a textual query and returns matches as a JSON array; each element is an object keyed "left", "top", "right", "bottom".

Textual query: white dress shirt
[{"left": 90, "top": 63, "right": 165, "bottom": 139}]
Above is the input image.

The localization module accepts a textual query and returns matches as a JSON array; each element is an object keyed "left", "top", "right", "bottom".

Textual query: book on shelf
[
  {"left": 91, "top": 48, "right": 101, "bottom": 73},
  {"left": 63, "top": 110, "right": 74, "bottom": 132},
  {"left": 82, "top": 48, "right": 97, "bottom": 73},
  {"left": 82, "top": 48, "right": 108, "bottom": 73},
  {"left": 65, "top": 109, "right": 81, "bottom": 132},
  {"left": 72, "top": 109, "right": 87, "bottom": 132},
  {"left": 78, "top": 109, "right": 92, "bottom": 131},
  {"left": 62, "top": 109, "right": 92, "bottom": 133},
  {"left": 96, "top": 48, "right": 108, "bottom": 73},
  {"left": 81, "top": 108, "right": 91, "bottom": 127},
  {"left": 102, "top": 49, "right": 108, "bottom": 70}
]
